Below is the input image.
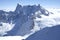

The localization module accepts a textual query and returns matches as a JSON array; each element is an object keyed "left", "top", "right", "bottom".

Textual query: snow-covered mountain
[
  {"left": 0, "top": 4, "right": 50, "bottom": 36},
  {"left": 0, "top": 4, "right": 60, "bottom": 40}
]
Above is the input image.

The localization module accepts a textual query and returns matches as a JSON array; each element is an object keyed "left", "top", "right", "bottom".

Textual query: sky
[{"left": 0, "top": 0, "right": 60, "bottom": 11}]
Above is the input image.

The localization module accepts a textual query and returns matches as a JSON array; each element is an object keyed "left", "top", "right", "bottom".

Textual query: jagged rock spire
[{"left": 15, "top": 3, "right": 22, "bottom": 12}]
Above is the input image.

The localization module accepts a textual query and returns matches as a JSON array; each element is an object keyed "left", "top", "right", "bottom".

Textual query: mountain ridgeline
[{"left": 0, "top": 4, "right": 50, "bottom": 36}]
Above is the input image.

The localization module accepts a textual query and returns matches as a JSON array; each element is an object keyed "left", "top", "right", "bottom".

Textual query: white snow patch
[
  {"left": 0, "top": 21, "right": 15, "bottom": 36},
  {"left": 0, "top": 36, "right": 23, "bottom": 40}
]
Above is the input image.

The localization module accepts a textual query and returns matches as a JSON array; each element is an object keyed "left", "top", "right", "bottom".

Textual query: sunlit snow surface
[{"left": 0, "top": 8, "right": 60, "bottom": 40}]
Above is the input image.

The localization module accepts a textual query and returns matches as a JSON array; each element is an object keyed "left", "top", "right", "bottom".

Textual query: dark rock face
[
  {"left": 0, "top": 4, "right": 49, "bottom": 36},
  {"left": 25, "top": 25, "right": 60, "bottom": 40}
]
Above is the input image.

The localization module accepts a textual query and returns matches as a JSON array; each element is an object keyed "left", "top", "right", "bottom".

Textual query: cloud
[{"left": 34, "top": 8, "right": 60, "bottom": 30}]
